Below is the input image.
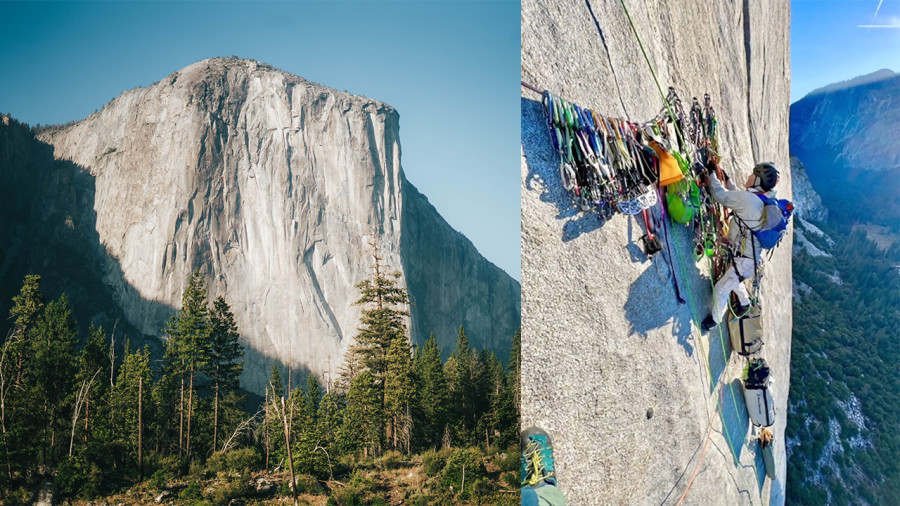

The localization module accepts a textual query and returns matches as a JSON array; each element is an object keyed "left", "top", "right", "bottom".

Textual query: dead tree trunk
[
  {"left": 178, "top": 370, "right": 184, "bottom": 457},
  {"left": 69, "top": 369, "right": 101, "bottom": 457},
  {"left": 212, "top": 383, "right": 219, "bottom": 453},
  {"left": 270, "top": 389, "right": 298, "bottom": 506},
  {"left": 138, "top": 377, "right": 143, "bottom": 480},
  {"left": 186, "top": 370, "right": 194, "bottom": 459}
]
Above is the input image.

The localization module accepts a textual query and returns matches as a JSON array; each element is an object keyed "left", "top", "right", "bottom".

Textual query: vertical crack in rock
[
  {"left": 584, "top": 0, "right": 631, "bottom": 119},
  {"left": 743, "top": 0, "right": 759, "bottom": 161}
]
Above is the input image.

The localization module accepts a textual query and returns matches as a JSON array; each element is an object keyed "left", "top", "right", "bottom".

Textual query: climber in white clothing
[{"left": 700, "top": 162, "right": 780, "bottom": 332}]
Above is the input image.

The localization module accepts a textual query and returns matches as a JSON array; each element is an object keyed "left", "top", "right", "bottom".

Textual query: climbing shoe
[
  {"left": 521, "top": 427, "right": 557, "bottom": 487},
  {"left": 701, "top": 315, "right": 717, "bottom": 332}
]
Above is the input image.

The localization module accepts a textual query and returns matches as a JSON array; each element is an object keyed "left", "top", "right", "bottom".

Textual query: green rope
[{"left": 616, "top": 0, "right": 763, "bottom": 487}]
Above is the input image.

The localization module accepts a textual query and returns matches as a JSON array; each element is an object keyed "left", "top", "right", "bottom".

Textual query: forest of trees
[
  {"left": 0, "top": 258, "right": 521, "bottom": 504},
  {"left": 787, "top": 226, "right": 900, "bottom": 505}
]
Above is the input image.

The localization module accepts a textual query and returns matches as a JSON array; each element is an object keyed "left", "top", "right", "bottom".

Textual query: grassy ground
[{"left": 29, "top": 447, "right": 520, "bottom": 506}]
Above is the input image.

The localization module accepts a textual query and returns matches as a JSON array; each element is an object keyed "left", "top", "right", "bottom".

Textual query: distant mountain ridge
[
  {"left": 805, "top": 68, "right": 897, "bottom": 97},
  {"left": 790, "top": 69, "right": 900, "bottom": 230}
]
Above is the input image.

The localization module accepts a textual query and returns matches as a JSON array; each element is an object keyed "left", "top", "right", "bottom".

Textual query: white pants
[{"left": 712, "top": 256, "right": 755, "bottom": 323}]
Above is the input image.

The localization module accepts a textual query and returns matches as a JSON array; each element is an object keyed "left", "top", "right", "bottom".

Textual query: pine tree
[
  {"left": 413, "top": 334, "right": 450, "bottom": 450},
  {"left": 111, "top": 343, "right": 151, "bottom": 473},
  {"left": 348, "top": 238, "right": 411, "bottom": 455},
  {"left": 508, "top": 328, "right": 521, "bottom": 422},
  {"left": 163, "top": 270, "right": 211, "bottom": 460},
  {"left": 343, "top": 370, "right": 381, "bottom": 458},
  {"left": 306, "top": 375, "right": 321, "bottom": 426},
  {"left": 71, "top": 324, "right": 109, "bottom": 458},
  {"left": 207, "top": 296, "right": 244, "bottom": 453},
  {"left": 7, "top": 274, "right": 45, "bottom": 388},
  {"left": 447, "top": 326, "right": 476, "bottom": 445},
  {"left": 385, "top": 334, "right": 414, "bottom": 453},
  {"left": 29, "top": 293, "right": 78, "bottom": 465},
  {"left": 2, "top": 275, "right": 46, "bottom": 480}
]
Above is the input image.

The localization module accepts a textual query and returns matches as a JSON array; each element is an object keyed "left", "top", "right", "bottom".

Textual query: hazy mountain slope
[{"left": 789, "top": 70, "right": 900, "bottom": 229}]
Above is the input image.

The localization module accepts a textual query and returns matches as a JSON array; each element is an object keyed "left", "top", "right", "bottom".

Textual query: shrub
[
  {"left": 179, "top": 480, "right": 202, "bottom": 501},
  {"left": 207, "top": 448, "right": 262, "bottom": 473},
  {"left": 422, "top": 448, "right": 450, "bottom": 477},
  {"left": 471, "top": 477, "right": 495, "bottom": 497},
  {"left": 496, "top": 449, "right": 520, "bottom": 473},
  {"left": 331, "top": 485, "right": 363, "bottom": 505},
  {"left": 206, "top": 470, "right": 253, "bottom": 506},
  {"left": 501, "top": 471, "right": 519, "bottom": 489},
  {"left": 441, "top": 448, "right": 486, "bottom": 491},
  {"left": 374, "top": 450, "right": 403, "bottom": 470},
  {"left": 347, "top": 469, "right": 376, "bottom": 490},
  {"left": 56, "top": 454, "right": 102, "bottom": 498},
  {"left": 294, "top": 474, "right": 323, "bottom": 495},
  {"left": 189, "top": 459, "right": 209, "bottom": 479},
  {"left": 145, "top": 453, "right": 184, "bottom": 483}
]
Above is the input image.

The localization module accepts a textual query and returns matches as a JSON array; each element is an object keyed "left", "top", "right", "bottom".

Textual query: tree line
[{"left": 0, "top": 254, "right": 520, "bottom": 500}]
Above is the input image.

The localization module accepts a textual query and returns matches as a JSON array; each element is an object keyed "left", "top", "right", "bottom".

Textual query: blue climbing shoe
[
  {"left": 521, "top": 427, "right": 557, "bottom": 487},
  {"left": 701, "top": 315, "right": 717, "bottom": 332}
]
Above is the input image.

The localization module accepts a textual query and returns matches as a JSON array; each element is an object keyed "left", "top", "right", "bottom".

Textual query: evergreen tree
[
  {"left": 110, "top": 343, "right": 151, "bottom": 473},
  {"left": 347, "top": 238, "right": 411, "bottom": 455},
  {"left": 207, "top": 296, "right": 244, "bottom": 453},
  {"left": 508, "top": 328, "right": 521, "bottom": 421},
  {"left": 317, "top": 391, "right": 342, "bottom": 453},
  {"left": 162, "top": 269, "right": 211, "bottom": 460},
  {"left": 343, "top": 370, "right": 381, "bottom": 457},
  {"left": 306, "top": 375, "right": 321, "bottom": 426},
  {"left": 7, "top": 274, "right": 45, "bottom": 388},
  {"left": 2, "top": 275, "right": 46, "bottom": 481},
  {"left": 475, "top": 349, "right": 504, "bottom": 449},
  {"left": 447, "top": 326, "right": 476, "bottom": 445},
  {"left": 29, "top": 293, "right": 78, "bottom": 465},
  {"left": 413, "top": 334, "right": 450, "bottom": 450},
  {"left": 72, "top": 324, "right": 110, "bottom": 461},
  {"left": 385, "top": 334, "right": 415, "bottom": 453}
]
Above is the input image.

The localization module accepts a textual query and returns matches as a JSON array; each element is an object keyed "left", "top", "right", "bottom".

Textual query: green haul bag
[
  {"left": 728, "top": 310, "right": 764, "bottom": 356},
  {"left": 665, "top": 179, "right": 701, "bottom": 224}
]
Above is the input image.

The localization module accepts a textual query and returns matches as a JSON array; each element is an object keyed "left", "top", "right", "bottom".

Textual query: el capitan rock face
[{"left": 32, "top": 57, "right": 520, "bottom": 393}]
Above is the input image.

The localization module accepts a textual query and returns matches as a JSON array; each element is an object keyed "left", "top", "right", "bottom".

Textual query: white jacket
[{"left": 708, "top": 175, "right": 776, "bottom": 261}]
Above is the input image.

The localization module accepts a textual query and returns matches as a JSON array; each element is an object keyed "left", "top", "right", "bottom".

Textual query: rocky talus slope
[
  {"left": 23, "top": 58, "right": 519, "bottom": 393},
  {"left": 522, "top": 1, "right": 791, "bottom": 504}
]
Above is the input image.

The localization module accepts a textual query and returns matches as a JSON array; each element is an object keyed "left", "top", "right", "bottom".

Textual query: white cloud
[{"left": 858, "top": 15, "right": 900, "bottom": 28}]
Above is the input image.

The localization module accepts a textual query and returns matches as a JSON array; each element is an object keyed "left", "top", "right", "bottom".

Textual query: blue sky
[
  {"left": 792, "top": 0, "right": 900, "bottom": 102},
  {"left": 0, "top": 0, "right": 521, "bottom": 281}
]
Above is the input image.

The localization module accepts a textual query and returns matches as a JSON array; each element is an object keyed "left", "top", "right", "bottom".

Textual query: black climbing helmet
[{"left": 753, "top": 162, "right": 779, "bottom": 191}]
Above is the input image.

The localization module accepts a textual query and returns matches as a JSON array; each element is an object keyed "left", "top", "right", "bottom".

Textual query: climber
[
  {"left": 521, "top": 427, "right": 567, "bottom": 506},
  {"left": 699, "top": 162, "right": 780, "bottom": 332}
]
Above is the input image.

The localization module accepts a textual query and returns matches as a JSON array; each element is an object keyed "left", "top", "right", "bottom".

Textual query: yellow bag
[{"left": 650, "top": 141, "right": 683, "bottom": 187}]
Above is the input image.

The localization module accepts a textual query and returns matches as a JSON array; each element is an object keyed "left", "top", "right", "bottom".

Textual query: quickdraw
[{"left": 532, "top": 84, "right": 743, "bottom": 299}]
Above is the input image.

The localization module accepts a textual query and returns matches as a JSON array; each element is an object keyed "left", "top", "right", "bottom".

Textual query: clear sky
[
  {"left": 0, "top": 0, "right": 521, "bottom": 281},
  {"left": 792, "top": 0, "right": 900, "bottom": 102}
]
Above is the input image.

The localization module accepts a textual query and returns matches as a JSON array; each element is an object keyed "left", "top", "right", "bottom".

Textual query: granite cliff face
[
  {"left": 31, "top": 58, "right": 520, "bottom": 394},
  {"left": 790, "top": 156, "right": 828, "bottom": 223},
  {"left": 522, "top": 1, "right": 791, "bottom": 504}
]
